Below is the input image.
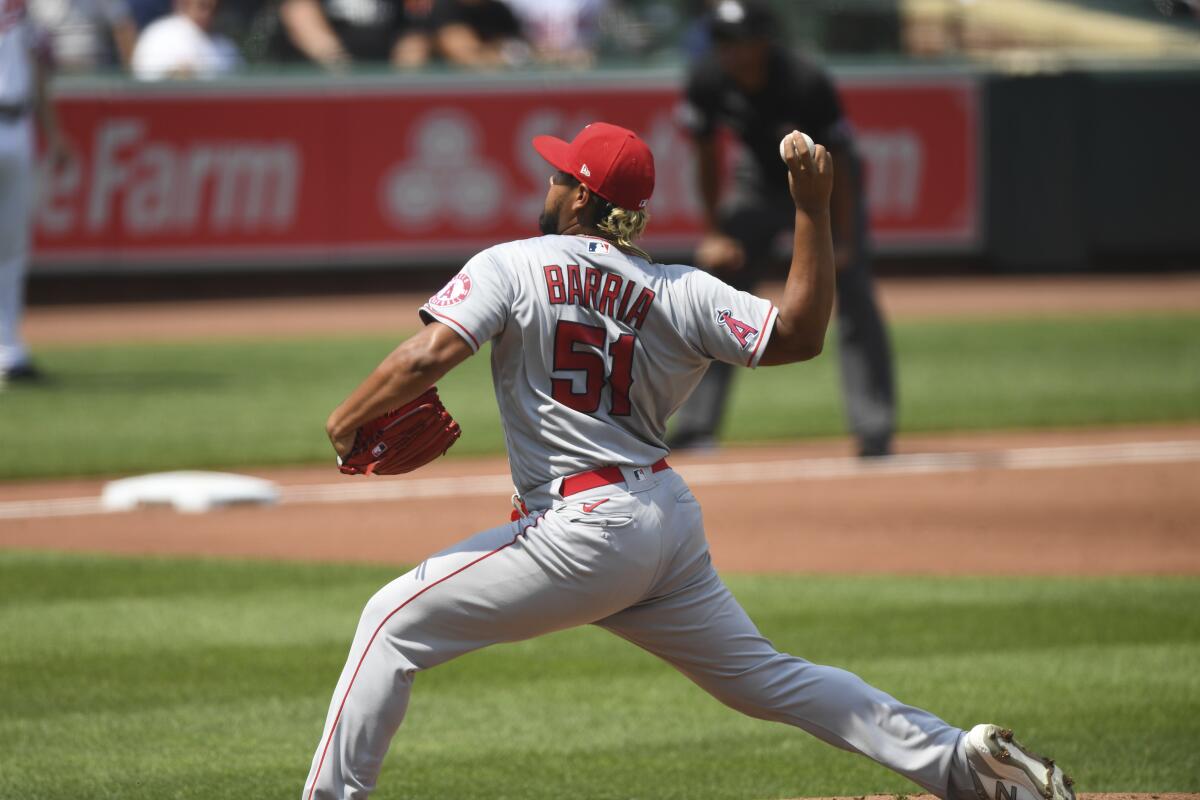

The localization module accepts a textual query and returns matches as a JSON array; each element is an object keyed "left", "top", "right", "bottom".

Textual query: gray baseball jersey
[
  {"left": 420, "top": 234, "right": 777, "bottom": 493},
  {"left": 304, "top": 234, "right": 974, "bottom": 800}
]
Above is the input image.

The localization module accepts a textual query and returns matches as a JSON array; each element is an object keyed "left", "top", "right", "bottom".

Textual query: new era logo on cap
[{"left": 531, "top": 122, "right": 655, "bottom": 212}]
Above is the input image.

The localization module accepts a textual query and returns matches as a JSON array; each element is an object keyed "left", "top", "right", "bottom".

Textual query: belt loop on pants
[{"left": 558, "top": 458, "right": 670, "bottom": 498}]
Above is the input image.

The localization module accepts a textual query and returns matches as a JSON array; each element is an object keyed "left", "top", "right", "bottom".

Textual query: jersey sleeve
[
  {"left": 682, "top": 270, "right": 778, "bottom": 368},
  {"left": 419, "top": 248, "right": 513, "bottom": 352}
]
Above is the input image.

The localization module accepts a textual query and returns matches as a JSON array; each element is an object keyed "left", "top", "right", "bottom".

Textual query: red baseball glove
[{"left": 337, "top": 387, "right": 462, "bottom": 476}]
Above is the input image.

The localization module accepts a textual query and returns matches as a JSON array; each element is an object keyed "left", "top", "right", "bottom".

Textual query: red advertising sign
[
  {"left": 840, "top": 74, "right": 979, "bottom": 249},
  {"left": 33, "top": 72, "right": 978, "bottom": 271}
]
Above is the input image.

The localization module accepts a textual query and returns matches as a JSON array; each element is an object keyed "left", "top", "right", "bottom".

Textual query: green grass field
[
  {"left": 1, "top": 551, "right": 1197, "bottom": 800},
  {"left": 3, "top": 310, "right": 1198, "bottom": 799},
  {"left": 1, "top": 313, "right": 1197, "bottom": 480}
]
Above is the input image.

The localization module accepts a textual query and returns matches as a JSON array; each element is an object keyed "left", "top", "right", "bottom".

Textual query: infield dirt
[{"left": 1, "top": 425, "right": 1198, "bottom": 575}]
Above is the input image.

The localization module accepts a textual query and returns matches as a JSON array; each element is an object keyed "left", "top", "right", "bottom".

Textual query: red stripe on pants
[{"left": 306, "top": 529, "right": 527, "bottom": 799}]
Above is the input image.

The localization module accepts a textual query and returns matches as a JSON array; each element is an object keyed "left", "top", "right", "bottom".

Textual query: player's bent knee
[
  {"left": 355, "top": 586, "right": 423, "bottom": 652},
  {"left": 354, "top": 584, "right": 465, "bottom": 672},
  {"left": 359, "top": 588, "right": 399, "bottom": 628}
]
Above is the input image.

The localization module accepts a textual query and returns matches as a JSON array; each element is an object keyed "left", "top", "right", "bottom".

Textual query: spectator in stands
[
  {"left": 397, "top": 0, "right": 527, "bottom": 67},
  {"left": 505, "top": 0, "right": 604, "bottom": 67},
  {"left": 131, "top": 0, "right": 240, "bottom": 79},
  {"left": 591, "top": 0, "right": 672, "bottom": 60},
  {"left": 273, "top": 0, "right": 426, "bottom": 68},
  {"left": 28, "top": 0, "right": 138, "bottom": 70}
]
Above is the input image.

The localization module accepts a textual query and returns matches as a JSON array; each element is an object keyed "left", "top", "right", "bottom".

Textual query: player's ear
[{"left": 570, "top": 184, "right": 591, "bottom": 214}]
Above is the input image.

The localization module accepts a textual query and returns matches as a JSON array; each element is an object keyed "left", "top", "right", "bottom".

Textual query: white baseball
[{"left": 779, "top": 131, "right": 816, "bottom": 162}]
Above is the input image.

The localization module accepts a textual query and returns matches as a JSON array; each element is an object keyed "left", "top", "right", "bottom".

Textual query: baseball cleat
[{"left": 965, "top": 724, "right": 1076, "bottom": 800}]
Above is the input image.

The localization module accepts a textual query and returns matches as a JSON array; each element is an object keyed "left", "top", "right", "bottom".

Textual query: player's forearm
[
  {"left": 326, "top": 355, "right": 444, "bottom": 442},
  {"left": 326, "top": 329, "right": 468, "bottom": 443},
  {"left": 761, "top": 208, "right": 835, "bottom": 365}
]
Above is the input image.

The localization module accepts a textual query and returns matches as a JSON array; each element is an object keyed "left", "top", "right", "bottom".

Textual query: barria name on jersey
[{"left": 543, "top": 264, "right": 657, "bottom": 331}]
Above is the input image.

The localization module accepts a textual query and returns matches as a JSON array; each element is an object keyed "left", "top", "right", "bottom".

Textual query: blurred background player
[
  {"left": 671, "top": 0, "right": 896, "bottom": 458},
  {"left": 131, "top": 0, "right": 240, "bottom": 79},
  {"left": 0, "top": 0, "right": 69, "bottom": 384}
]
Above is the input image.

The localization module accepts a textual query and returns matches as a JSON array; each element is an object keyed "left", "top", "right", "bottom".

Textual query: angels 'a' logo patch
[
  {"left": 428, "top": 273, "right": 472, "bottom": 308},
  {"left": 714, "top": 308, "right": 759, "bottom": 350}
]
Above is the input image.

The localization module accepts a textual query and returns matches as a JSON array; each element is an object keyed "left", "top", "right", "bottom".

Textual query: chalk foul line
[{"left": 0, "top": 439, "right": 1197, "bottom": 521}]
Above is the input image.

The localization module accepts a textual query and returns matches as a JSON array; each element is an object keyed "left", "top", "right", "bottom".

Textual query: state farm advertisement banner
[{"left": 34, "top": 74, "right": 978, "bottom": 271}]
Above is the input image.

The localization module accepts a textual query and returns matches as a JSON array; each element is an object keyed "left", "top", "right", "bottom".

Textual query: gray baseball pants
[{"left": 302, "top": 466, "right": 969, "bottom": 799}]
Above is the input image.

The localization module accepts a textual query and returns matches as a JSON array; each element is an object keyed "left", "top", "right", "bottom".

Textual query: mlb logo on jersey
[
  {"left": 587, "top": 240, "right": 611, "bottom": 254},
  {"left": 714, "top": 307, "right": 759, "bottom": 350}
]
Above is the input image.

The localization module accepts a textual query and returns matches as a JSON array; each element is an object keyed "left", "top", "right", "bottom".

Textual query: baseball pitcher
[{"left": 302, "top": 122, "right": 1076, "bottom": 800}]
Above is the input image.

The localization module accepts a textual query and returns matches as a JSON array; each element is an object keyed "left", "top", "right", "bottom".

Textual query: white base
[{"left": 100, "top": 471, "right": 280, "bottom": 514}]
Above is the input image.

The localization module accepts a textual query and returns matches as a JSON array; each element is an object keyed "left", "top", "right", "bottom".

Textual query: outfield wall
[
  {"left": 986, "top": 66, "right": 1200, "bottom": 271},
  {"left": 29, "top": 63, "right": 1200, "bottom": 275},
  {"left": 31, "top": 67, "right": 980, "bottom": 274}
]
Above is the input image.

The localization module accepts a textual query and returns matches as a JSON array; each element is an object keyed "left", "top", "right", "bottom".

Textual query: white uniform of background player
[
  {"left": 0, "top": 0, "right": 67, "bottom": 381},
  {"left": 304, "top": 123, "right": 1075, "bottom": 800}
]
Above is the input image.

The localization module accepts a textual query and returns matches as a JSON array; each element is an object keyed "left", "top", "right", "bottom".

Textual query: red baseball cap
[{"left": 532, "top": 122, "right": 655, "bottom": 211}]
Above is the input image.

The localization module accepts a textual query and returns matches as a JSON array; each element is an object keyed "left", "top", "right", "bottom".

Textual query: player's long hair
[{"left": 597, "top": 205, "right": 652, "bottom": 262}]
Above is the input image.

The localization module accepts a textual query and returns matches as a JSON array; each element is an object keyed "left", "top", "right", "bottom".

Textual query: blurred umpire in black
[{"left": 670, "top": 0, "right": 895, "bottom": 457}]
